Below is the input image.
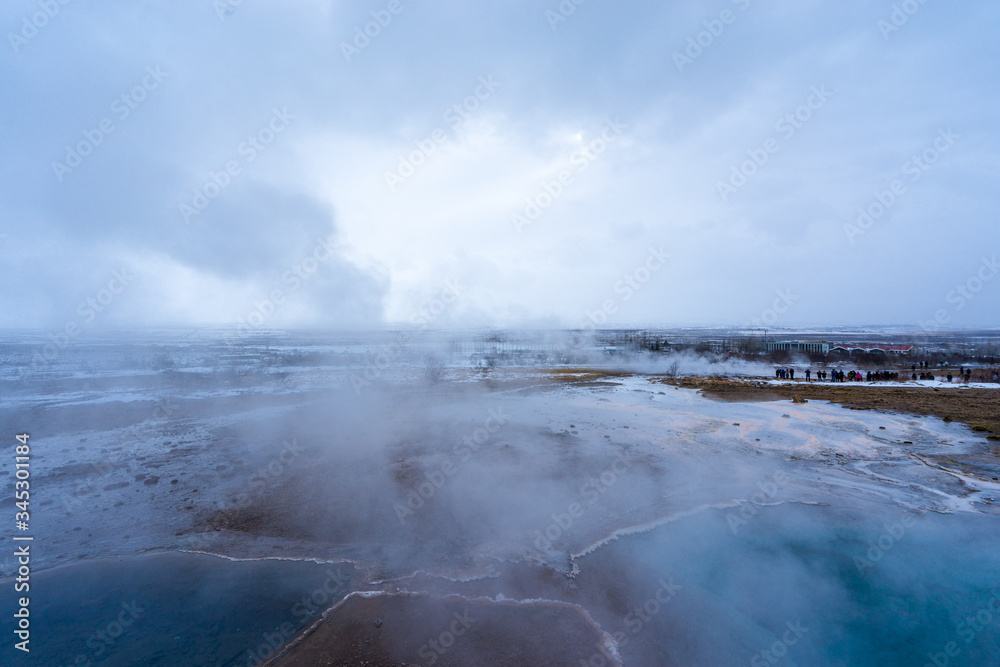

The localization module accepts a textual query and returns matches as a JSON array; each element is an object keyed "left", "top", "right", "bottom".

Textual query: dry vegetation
[
  {"left": 541, "top": 368, "right": 631, "bottom": 383},
  {"left": 654, "top": 376, "right": 1000, "bottom": 441}
]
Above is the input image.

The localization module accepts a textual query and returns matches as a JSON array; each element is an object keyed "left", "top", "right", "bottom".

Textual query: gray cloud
[{"left": 1, "top": 0, "right": 998, "bottom": 328}]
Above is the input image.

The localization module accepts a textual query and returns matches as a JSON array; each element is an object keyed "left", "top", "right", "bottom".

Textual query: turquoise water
[
  {"left": 0, "top": 551, "right": 352, "bottom": 666},
  {"left": 588, "top": 504, "right": 1000, "bottom": 666},
  {"left": 1, "top": 510, "right": 998, "bottom": 665}
]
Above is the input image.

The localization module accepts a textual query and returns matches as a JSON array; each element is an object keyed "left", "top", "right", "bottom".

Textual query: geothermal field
[
  {"left": 5, "top": 1, "right": 999, "bottom": 664},
  {"left": 1, "top": 331, "right": 999, "bottom": 666}
]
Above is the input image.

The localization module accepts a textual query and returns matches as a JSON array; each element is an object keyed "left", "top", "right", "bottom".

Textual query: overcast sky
[{"left": 1, "top": 0, "right": 998, "bottom": 332}]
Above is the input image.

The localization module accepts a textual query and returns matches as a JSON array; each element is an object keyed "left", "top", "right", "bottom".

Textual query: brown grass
[
  {"left": 654, "top": 376, "right": 1000, "bottom": 439},
  {"left": 540, "top": 368, "right": 631, "bottom": 383}
]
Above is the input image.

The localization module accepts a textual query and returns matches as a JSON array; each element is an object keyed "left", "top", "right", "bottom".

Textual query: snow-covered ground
[{"left": 764, "top": 378, "right": 1000, "bottom": 389}]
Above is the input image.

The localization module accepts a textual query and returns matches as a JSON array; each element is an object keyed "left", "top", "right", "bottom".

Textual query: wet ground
[
  {"left": 664, "top": 375, "right": 1000, "bottom": 441},
  {"left": 1, "top": 338, "right": 999, "bottom": 665}
]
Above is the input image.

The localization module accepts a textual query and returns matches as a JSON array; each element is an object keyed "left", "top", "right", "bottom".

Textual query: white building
[{"left": 765, "top": 340, "right": 830, "bottom": 354}]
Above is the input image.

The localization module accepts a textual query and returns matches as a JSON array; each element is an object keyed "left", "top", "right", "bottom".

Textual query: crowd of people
[{"left": 774, "top": 365, "right": 1000, "bottom": 384}]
